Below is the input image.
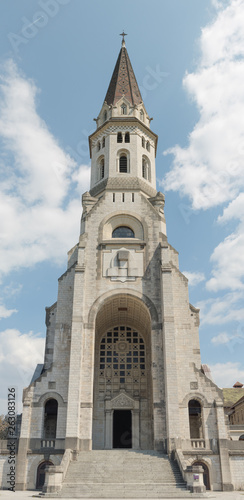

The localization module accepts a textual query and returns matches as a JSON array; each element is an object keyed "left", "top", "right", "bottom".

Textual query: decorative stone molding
[{"left": 105, "top": 390, "right": 139, "bottom": 411}]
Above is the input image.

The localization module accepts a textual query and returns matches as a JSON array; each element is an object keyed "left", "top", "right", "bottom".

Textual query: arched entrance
[
  {"left": 92, "top": 295, "right": 153, "bottom": 450},
  {"left": 193, "top": 461, "right": 210, "bottom": 490},
  {"left": 36, "top": 461, "right": 53, "bottom": 490}
]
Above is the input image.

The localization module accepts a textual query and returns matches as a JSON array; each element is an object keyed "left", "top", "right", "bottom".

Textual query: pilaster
[
  {"left": 16, "top": 401, "right": 32, "bottom": 490},
  {"left": 215, "top": 401, "right": 233, "bottom": 491},
  {"left": 160, "top": 246, "right": 180, "bottom": 452},
  {"left": 65, "top": 265, "right": 85, "bottom": 450}
]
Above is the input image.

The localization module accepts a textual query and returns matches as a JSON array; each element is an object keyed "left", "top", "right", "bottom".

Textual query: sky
[{"left": 0, "top": 0, "right": 244, "bottom": 415}]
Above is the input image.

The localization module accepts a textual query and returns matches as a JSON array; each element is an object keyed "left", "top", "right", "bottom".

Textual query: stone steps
[{"left": 60, "top": 450, "right": 192, "bottom": 498}]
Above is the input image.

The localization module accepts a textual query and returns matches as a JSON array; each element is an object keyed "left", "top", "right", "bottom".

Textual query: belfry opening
[{"left": 92, "top": 294, "right": 153, "bottom": 450}]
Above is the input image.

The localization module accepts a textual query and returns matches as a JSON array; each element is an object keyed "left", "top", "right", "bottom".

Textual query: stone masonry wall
[{"left": 230, "top": 456, "right": 244, "bottom": 490}]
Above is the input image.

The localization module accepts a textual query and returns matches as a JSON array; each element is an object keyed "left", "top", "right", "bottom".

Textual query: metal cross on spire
[{"left": 120, "top": 31, "right": 127, "bottom": 46}]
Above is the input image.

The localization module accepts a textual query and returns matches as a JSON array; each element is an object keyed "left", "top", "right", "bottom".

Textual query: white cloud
[
  {"left": 211, "top": 332, "right": 231, "bottom": 344},
  {"left": 209, "top": 361, "right": 244, "bottom": 388},
  {"left": 0, "top": 329, "right": 45, "bottom": 414},
  {"left": 72, "top": 164, "right": 91, "bottom": 195},
  {"left": 0, "top": 304, "right": 17, "bottom": 319},
  {"left": 207, "top": 229, "right": 244, "bottom": 291},
  {"left": 0, "top": 60, "right": 90, "bottom": 278},
  {"left": 197, "top": 292, "right": 244, "bottom": 325},
  {"left": 162, "top": 0, "right": 244, "bottom": 300},
  {"left": 206, "top": 194, "right": 244, "bottom": 292},
  {"left": 182, "top": 271, "right": 205, "bottom": 287},
  {"left": 211, "top": 331, "right": 244, "bottom": 345},
  {"left": 3, "top": 282, "right": 23, "bottom": 298},
  {"left": 201, "top": 0, "right": 244, "bottom": 66},
  {"left": 163, "top": 1, "right": 244, "bottom": 210}
]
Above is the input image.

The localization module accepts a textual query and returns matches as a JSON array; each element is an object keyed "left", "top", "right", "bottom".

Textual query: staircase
[{"left": 60, "top": 449, "right": 192, "bottom": 498}]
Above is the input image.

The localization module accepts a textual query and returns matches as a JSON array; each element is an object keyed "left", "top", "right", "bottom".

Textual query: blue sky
[{"left": 0, "top": 0, "right": 244, "bottom": 414}]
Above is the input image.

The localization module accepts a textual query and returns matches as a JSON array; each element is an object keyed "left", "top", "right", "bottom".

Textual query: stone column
[
  {"left": 160, "top": 245, "right": 180, "bottom": 453},
  {"left": 215, "top": 401, "right": 233, "bottom": 491},
  {"left": 132, "top": 409, "right": 140, "bottom": 449},
  {"left": 65, "top": 265, "right": 85, "bottom": 450},
  {"left": 105, "top": 410, "right": 112, "bottom": 449}
]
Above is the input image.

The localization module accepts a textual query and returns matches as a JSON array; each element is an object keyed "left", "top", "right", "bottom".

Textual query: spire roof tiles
[{"left": 104, "top": 44, "right": 142, "bottom": 107}]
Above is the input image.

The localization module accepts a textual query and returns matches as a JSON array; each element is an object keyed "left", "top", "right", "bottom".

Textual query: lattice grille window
[{"left": 99, "top": 326, "right": 147, "bottom": 395}]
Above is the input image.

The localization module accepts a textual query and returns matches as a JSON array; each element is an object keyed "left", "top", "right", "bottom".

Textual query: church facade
[{"left": 1, "top": 37, "right": 243, "bottom": 493}]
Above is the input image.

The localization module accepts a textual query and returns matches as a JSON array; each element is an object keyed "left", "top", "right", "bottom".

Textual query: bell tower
[
  {"left": 15, "top": 35, "right": 234, "bottom": 494},
  {"left": 89, "top": 35, "right": 157, "bottom": 196}
]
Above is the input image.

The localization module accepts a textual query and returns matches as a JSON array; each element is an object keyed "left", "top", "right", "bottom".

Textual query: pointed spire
[{"left": 104, "top": 34, "right": 142, "bottom": 107}]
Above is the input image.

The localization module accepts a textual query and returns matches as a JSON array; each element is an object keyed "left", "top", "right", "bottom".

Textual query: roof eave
[{"left": 89, "top": 117, "right": 158, "bottom": 158}]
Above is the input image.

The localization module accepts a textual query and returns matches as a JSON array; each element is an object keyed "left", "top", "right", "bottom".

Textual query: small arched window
[
  {"left": 121, "top": 104, "right": 127, "bottom": 115},
  {"left": 140, "top": 110, "right": 144, "bottom": 122},
  {"left": 99, "top": 158, "right": 104, "bottom": 180},
  {"left": 142, "top": 159, "right": 146, "bottom": 179},
  {"left": 97, "top": 142, "right": 101, "bottom": 152},
  {"left": 102, "top": 137, "right": 105, "bottom": 148},
  {"left": 119, "top": 155, "right": 127, "bottom": 173},
  {"left": 103, "top": 111, "right": 107, "bottom": 122},
  {"left": 146, "top": 141, "right": 150, "bottom": 152},
  {"left": 44, "top": 399, "right": 58, "bottom": 439},
  {"left": 239, "top": 434, "right": 244, "bottom": 441},
  {"left": 117, "top": 132, "right": 123, "bottom": 143},
  {"left": 142, "top": 158, "right": 151, "bottom": 181},
  {"left": 112, "top": 226, "right": 135, "bottom": 238},
  {"left": 188, "top": 399, "right": 203, "bottom": 439},
  {"left": 142, "top": 137, "right": 145, "bottom": 148},
  {"left": 125, "top": 132, "right": 130, "bottom": 143}
]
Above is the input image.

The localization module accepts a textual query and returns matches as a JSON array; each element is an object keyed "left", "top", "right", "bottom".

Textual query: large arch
[
  {"left": 92, "top": 294, "right": 154, "bottom": 450},
  {"left": 87, "top": 289, "right": 159, "bottom": 331}
]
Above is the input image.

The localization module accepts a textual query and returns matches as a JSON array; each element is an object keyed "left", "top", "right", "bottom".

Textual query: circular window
[{"left": 112, "top": 226, "right": 134, "bottom": 238}]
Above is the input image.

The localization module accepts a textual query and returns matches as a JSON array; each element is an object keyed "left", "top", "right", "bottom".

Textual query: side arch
[
  {"left": 36, "top": 391, "right": 66, "bottom": 407},
  {"left": 36, "top": 460, "right": 53, "bottom": 490},
  {"left": 181, "top": 392, "right": 209, "bottom": 408},
  {"left": 192, "top": 459, "right": 211, "bottom": 490},
  {"left": 27, "top": 454, "right": 61, "bottom": 490}
]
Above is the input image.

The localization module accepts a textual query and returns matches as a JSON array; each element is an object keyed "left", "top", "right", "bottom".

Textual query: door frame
[{"left": 105, "top": 390, "right": 140, "bottom": 449}]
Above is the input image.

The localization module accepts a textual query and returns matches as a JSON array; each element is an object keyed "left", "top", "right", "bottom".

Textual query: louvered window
[{"left": 119, "top": 155, "right": 127, "bottom": 173}]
